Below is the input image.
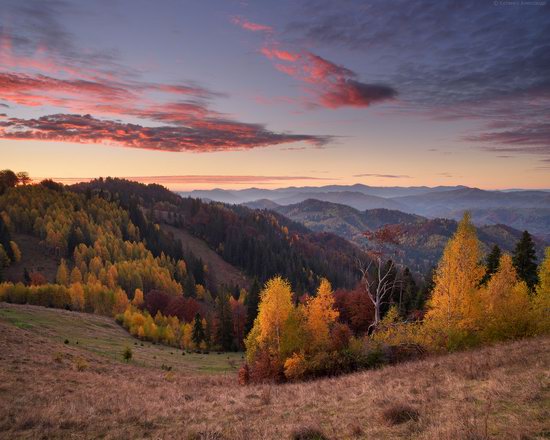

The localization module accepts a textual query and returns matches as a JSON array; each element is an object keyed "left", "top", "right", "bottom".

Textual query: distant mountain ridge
[
  {"left": 258, "top": 199, "right": 548, "bottom": 273},
  {"left": 180, "top": 184, "right": 550, "bottom": 240}
]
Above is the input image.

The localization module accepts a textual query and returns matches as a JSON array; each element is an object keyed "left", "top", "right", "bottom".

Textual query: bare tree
[{"left": 357, "top": 225, "right": 403, "bottom": 330}]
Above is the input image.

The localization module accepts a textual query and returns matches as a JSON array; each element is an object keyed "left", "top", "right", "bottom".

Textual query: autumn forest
[{"left": 2, "top": 1, "right": 550, "bottom": 438}]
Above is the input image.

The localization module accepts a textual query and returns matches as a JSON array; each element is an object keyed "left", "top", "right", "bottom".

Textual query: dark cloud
[
  {"left": 319, "top": 79, "right": 396, "bottom": 109},
  {"left": 0, "top": 113, "right": 330, "bottom": 152},
  {"left": 285, "top": 0, "right": 550, "bottom": 160}
]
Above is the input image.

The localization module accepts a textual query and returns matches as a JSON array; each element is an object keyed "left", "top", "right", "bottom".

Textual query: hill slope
[
  {"left": 1, "top": 302, "right": 548, "bottom": 439},
  {"left": 271, "top": 199, "right": 547, "bottom": 273}
]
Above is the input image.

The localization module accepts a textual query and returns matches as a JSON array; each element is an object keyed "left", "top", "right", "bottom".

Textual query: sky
[{"left": 1, "top": 0, "right": 549, "bottom": 190}]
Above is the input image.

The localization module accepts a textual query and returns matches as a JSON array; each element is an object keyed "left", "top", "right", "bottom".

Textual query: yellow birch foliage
[
  {"left": 56, "top": 259, "right": 70, "bottom": 286},
  {"left": 305, "top": 278, "right": 339, "bottom": 349},
  {"left": 479, "top": 254, "right": 533, "bottom": 340},
  {"left": 70, "top": 267, "right": 83, "bottom": 284},
  {"left": 69, "top": 282, "right": 85, "bottom": 311},
  {"left": 248, "top": 276, "right": 293, "bottom": 357},
  {"left": 132, "top": 288, "right": 144, "bottom": 307},
  {"left": 534, "top": 248, "right": 550, "bottom": 334}
]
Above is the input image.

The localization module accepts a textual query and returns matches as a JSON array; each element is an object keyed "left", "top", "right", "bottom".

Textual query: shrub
[
  {"left": 249, "top": 349, "right": 284, "bottom": 383},
  {"left": 284, "top": 352, "right": 308, "bottom": 381},
  {"left": 123, "top": 346, "right": 133, "bottom": 362},
  {"left": 291, "top": 427, "right": 330, "bottom": 440},
  {"left": 238, "top": 363, "right": 250, "bottom": 385},
  {"left": 74, "top": 357, "right": 89, "bottom": 372},
  {"left": 381, "top": 403, "right": 420, "bottom": 425}
]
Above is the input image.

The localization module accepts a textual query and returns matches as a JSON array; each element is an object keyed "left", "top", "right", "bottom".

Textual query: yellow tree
[
  {"left": 246, "top": 276, "right": 294, "bottom": 358},
  {"left": 70, "top": 267, "right": 83, "bottom": 284},
  {"left": 69, "top": 282, "right": 85, "bottom": 311},
  {"left": 534, "top": 248, "right": 550, "bottom": 334},
  {"left": 480, "top": 254, "right": 532, "bottom": 340},
  {"left": 132, "top": 288, "right": 144, "bottom": 307},
  {"left": 9, "top": 241, "right": 21, "bottom": 263},
  {"left": 56, "top": 259, "right": 70, "bottom": 286},
  {"left": 304, "top": 278, "right": 339, "bottom": 350},
  {"left": 424, "top": 213, "right": 485, "bottom": 348}
]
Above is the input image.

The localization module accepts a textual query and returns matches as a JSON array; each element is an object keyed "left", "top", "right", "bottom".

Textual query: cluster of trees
[
  {"left": 71, "top": 177, "right": 366, "bottom": 293},
  {"left": 371, "top": 215, "right": 549, "bottom": 351},
  {"left": 243, "top": 214, "right": 550, "bottom": 382},
  {"left": 0, "top": 169, "right": 31, "bottom": 194},
  {"left": 115, "top": 284, "right": 255, "bottom": 351},
  {"left": 243, "top": 277, "right": 382, "bottom": 382},
  {"left": 0, "top": 280, "right": 129, "bottom": 316},
  {"left": 172, "top": 199, "right": 363, "bottom": 293}
]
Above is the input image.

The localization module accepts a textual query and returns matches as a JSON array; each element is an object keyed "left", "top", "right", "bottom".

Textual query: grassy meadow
[{"left": 0, "top": 302, "right": 548, "bottom": 440}]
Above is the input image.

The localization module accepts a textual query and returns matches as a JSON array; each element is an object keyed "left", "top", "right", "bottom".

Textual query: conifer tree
[
  {"left": 245, "top": 278, "right": 261, "bottom": 335},
  {"left": 481, "top": 244, "right": 502, "bottom": 285},
  {"left": 513, "top": 231, "right": 539, "bottom": 290},
  {"left": 192, "top": 313, "right": 205, "bottom": 346},
  {"left": 217, "top": 293, "right": 234, "bottom": 351}
]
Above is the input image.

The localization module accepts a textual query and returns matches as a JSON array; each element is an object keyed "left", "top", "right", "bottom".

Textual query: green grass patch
[{"left": 0, "top": 302, "right": 242, "bottom": 374}]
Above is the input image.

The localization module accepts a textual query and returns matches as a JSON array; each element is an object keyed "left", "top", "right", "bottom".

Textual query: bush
[
  {"left": 123, "top": 346, "right": 133, "bottom": 362},
  {"left": 291, "top": 427, "right": 330, "bottom": 440},
  {"left": 74, "top": 357, "right": 89, "bottom": 372},
  {"left": 381, "top": 403, "right": 420, "bottom": 425}
]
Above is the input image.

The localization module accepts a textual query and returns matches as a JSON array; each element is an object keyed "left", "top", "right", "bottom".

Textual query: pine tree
[
  {"left": 245, "top": 278, "right": 261, "bottom": 335},
  {"left": 217, "top": 293, "right": 233, "bottom": 351},
  {"left": 400, "top": 267, "right": 418, "bottom": 316},
  {"left": 192, "top": 313, "right": 205, "bottom": 346},
  {"left": 512, "top": 231, "right": 539, "bottom": 290},
  {"left": 23, "top": 267, "right": 31, "bottom": 285},
  {"left": 481, "top": 245, "right": 502, "bottom": 285},
  {"left": 184, "top": 274, "right": 196, "bottom": 298}
]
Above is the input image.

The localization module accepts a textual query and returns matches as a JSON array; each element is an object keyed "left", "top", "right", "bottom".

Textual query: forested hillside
[
  {"left": 73, "top": 178, "right": 366, "bottom": 293},
  {"left": 272, "top": 199, "right": 547, "bottom": 274},
  {"left": 0, "top": 173, "right": 374, "bottom": 353}
]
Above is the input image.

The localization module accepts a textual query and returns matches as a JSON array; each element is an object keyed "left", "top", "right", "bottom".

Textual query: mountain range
[
  {"left": 265, "top": 199, "right": 547, "bottom": 273},
  {"left": 179, "top": 184, "right": 550, "bottom": 241}
]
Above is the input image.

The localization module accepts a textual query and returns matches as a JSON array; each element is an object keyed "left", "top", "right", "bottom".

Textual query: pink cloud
[
  {"left": 233, "top": 20, "right": 396, "bottom": 109},
  {"left": 231, "top": 16, "right": 273, "bottom": 33},
  {"left": 0, "top": 113, "right": 330, "bottom": 153}
]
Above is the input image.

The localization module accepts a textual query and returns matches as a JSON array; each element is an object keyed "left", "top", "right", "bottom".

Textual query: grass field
[
  {"left": 0, "top": 303, "right": 243, "bottom": 374},
  {"left": 0, "top": 302, "right": 548, "bottom": 439}
]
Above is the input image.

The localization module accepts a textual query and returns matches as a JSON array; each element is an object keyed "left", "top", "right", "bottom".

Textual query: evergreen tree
[
  {"left": 192, "top": 313, "right": 205, "bottom": 347},
  {"left": 512, "top": 231, "right": 539, "bottom": 290},
  {"left": 481, "top": 244, "right": 502, "bottom": 285},
  {"left": 216, "top": 293, "right": 233, "bottom": 351},
  {"left": 0, "top": 216, "right": 14, "bottom": 261},
  {"left": 244, "top": 278, "right": 261, "bottom": 334},
  {"left": 184, "top": 274, "right": 196, "bottom": 298},
  {"left": 23, "top": 268, "right": 31, "bottom": 285},
  {"left": 400, "top": 267, "right": 418, "bottom": 316}
]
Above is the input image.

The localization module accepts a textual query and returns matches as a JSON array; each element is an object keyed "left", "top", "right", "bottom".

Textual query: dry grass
[{"left": 0, "top": 303, "right": 549, "bottom": 439}]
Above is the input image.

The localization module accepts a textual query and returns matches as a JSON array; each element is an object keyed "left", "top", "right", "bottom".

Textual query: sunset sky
[{"left": 1, "top": 0, "right": 549, "bottom": 190}]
